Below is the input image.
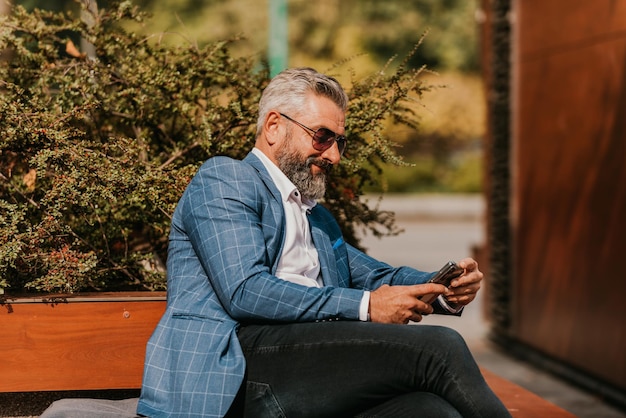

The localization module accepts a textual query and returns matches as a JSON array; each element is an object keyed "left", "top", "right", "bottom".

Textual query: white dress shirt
[{"left": 252, "top": 148, "right": 370, "bottom": 320}]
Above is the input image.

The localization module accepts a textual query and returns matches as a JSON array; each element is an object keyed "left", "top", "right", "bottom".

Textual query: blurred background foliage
[{"left": 12, "top": 0, "right": 485, "bottom": 194}]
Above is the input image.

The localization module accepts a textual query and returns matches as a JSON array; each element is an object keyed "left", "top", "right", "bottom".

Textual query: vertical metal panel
[{"left": 488, "top": 0, "right": 626, "bottom": 398}]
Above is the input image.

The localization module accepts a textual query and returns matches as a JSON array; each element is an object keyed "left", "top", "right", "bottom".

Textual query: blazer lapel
[
  {"left": 308, "top": 215, "right": 340, "bottom": 287},
  {"left": 243, "top": 152, "right": 283, "bottom": 203}
]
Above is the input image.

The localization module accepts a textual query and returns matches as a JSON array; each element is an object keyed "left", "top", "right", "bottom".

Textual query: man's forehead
[{"left": 301, "top": 95, "right": 345, "bottom": 128}]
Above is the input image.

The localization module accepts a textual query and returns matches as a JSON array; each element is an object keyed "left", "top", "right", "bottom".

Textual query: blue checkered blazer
[{"left": 138, "top": 152, "right": 437, "bottom": 417}]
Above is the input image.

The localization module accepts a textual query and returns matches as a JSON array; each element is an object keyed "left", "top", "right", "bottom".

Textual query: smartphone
[{"left": 419, "top": 261, "right": 464, "bottom": 304}]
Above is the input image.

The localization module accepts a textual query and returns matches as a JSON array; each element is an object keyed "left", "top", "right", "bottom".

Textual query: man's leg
[
  {"left": 355, "top": 392, "right": 462, "bottom": 418},
  {"left": 237, "top": 322, "right": 511, "bottom": 418}
]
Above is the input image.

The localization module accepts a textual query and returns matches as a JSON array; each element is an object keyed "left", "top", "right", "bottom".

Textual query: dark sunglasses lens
[
  {"left": 313, "top": 129, "right": 335, "bottom": 148},
  {"left": 313, "top": 128, "right": 347, "bottom": 154}
]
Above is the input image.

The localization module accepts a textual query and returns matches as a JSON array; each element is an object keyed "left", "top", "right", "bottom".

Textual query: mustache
[{"left": 307, "top": 157, "right": 333, "bottom": 174}]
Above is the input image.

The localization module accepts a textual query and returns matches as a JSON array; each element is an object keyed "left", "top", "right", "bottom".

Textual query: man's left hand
[{"left": 443, "top": 258, "right": 483, "bottom": 306}]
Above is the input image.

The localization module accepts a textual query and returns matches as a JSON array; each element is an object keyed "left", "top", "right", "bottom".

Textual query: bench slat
[{"left": 482, "top": 369, "right": 576, "bottom": 417}]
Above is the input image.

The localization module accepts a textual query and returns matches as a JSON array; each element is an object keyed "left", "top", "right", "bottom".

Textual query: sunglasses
[{"left": 279, "top": 113, "right": 347, "bottom": 155}]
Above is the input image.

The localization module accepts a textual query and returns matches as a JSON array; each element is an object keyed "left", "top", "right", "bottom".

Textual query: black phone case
[{"left": 420, "top": 261, "right": 464, "bottom": 304}]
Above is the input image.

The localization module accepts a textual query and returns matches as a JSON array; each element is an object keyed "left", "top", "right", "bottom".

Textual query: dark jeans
[{"left": 234, "top": 321, "right": 511, "bottom": 418}]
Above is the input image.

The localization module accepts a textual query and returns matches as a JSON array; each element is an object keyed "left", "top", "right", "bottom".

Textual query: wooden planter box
[
  {"left": 0, "top": 292, "right": 166, "bottom": 392},
  {"left": 0, "top": 291, "right": 577, "bottom": 417}
]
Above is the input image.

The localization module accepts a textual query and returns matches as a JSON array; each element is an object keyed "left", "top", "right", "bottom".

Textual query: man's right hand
[{"left": 369, "top": 283, "right": 449, "bottom": 324}]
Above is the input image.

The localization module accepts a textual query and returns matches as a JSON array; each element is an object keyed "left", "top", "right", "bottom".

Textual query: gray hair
[{"left": 256, "top": 67, "right": 348, "bottom": 136}]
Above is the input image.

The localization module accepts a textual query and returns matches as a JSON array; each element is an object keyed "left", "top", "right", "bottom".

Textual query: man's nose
[{"left": 321, "top": 140, "right": 342, "bottom": 164}]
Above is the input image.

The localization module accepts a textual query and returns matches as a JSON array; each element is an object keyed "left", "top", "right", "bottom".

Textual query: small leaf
[
  {"left": 65, "top": 40, "right": 86, "bottom": 59},
  {"left": 23, "top": 169, "right": 36, "bottom": 192}
]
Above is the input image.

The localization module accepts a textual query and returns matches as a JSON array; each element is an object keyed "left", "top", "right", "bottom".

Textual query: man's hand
[
  {"left": 444, "top": 258, "right": 483, "bottom": 306},
  {"left": 369, "top": 283, "right": 448, "bottom": 324}
]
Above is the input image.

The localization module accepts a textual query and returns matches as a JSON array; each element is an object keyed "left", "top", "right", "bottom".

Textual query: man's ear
[{"left": 263, "top": 111, "right": 283, "bottom": 146}]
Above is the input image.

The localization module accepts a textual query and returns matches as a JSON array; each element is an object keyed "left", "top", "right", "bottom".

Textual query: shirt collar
[{"left": 252, "top": 148, "right": 316, "bottom": 209}]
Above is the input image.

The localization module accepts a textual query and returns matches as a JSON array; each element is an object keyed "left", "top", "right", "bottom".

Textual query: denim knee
[{"left": 244, "top": 381, "right": 286, "bottom": 418}]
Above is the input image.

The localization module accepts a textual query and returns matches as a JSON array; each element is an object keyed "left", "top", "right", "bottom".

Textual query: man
[{"left": 138, "top": 67, "right": 511, "bottom": 418}]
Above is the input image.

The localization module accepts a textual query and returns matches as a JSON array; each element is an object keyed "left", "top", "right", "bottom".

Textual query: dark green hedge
[{"left": 0, "top": 2, "right": 431, "bottom": 294}]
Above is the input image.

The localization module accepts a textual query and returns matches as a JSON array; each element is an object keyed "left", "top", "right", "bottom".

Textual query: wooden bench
[{"left": 0, "top": 293, "right": 575, "bottom": 417}]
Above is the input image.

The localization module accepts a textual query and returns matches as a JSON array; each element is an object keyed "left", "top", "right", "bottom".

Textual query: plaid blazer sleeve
[{"left": 306, "top": 192, "right": 460, "bottom": 316}]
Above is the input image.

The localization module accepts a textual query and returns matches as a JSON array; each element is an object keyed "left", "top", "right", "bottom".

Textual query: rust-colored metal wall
[
  {"left": 482, "top": 0, "right": 626, "bottom": 398},
  {"left": 511, "top": 0, "right": 626, "bottom": 391}
]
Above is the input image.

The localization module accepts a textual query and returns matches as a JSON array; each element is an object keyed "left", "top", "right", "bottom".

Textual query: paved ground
[{"left": 358, "top": 194, "right": 626, "bottom": 418}]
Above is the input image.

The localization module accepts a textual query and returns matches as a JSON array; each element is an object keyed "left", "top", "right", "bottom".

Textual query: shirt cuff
[
  {"left": 437, "top": 295, "right": 464, "bottom": 314},
  {"left": 359, "top": 291, "right": 371, "bottom": 321}
]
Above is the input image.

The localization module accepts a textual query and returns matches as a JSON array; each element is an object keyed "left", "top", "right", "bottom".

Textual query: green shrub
[{"left": 0, "top": 2, "right": 431, "bottom": 294}]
